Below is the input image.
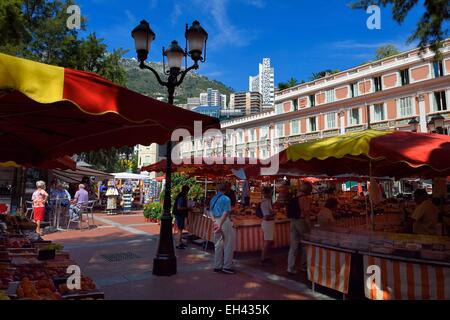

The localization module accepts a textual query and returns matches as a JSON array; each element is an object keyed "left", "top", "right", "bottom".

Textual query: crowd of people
[{"left": 170, "top": 179, "right": 443, "bottom": 277}]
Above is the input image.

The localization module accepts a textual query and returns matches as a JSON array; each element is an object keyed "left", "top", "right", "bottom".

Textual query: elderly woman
[{"left": 32, "top": 181, "right": 49, "bottom": 235}]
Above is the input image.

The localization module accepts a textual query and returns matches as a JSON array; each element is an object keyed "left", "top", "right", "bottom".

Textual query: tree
[
  {"left": 375, "top": 44, "right": 400, "bottom": 60},
  {"left": 278, "top": 77, "right": 299, "bottom": 90},
  {"left": 310, "top": 69, "right": 340, "bottom": 81},
  {"left": 350, "top": 0, "right": 449, "bottom": 54}
]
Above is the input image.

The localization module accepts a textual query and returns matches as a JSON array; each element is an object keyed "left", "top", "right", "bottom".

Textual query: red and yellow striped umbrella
[
  {"left": 274, "top": 129, "right": 450, "bottom": 178},
  {"left": 0, "top": 53, "right": 220, "bottom": 166}
]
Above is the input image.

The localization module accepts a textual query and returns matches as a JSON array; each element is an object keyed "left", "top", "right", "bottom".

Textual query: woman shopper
[
  {"left": 32, "top": 181, "right": 49, "bottom": 235},
  {"left": 287, "top": 182, "right": 313, "bottom": 275},
  {"left": 260, "top": 186, "right": 275, "bottom": 266}
]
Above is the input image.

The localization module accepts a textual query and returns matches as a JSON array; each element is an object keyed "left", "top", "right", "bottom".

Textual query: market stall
[
  {"left": 144, "top": 157, "right": 292, "bottom": 253},
  {"left": 0, "top": 215, "right": 103, "bottom": 300},
  {"left": 187, "top": 208, "right": 290, "bottom": 252}
]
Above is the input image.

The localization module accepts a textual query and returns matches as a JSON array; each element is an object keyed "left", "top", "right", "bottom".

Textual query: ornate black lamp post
[{"left": 131, "top": 19, "right": 208, "bottom": 276}]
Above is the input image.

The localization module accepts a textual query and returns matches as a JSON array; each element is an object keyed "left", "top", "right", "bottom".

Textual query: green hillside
[{"left": 123, "top": 58, "right": 234, "bottom": 105}]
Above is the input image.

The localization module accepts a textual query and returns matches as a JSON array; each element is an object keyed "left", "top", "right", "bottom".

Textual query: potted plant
[{"left": 143, "top": 204, "right": 151, "bottom": 222}]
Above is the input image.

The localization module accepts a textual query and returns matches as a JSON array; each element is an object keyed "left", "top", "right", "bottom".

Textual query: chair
[
  {"left": 83, "top": 200, "right": 96, "bottom": 227},
  {"left": 25, "top": 201, "right": 34, "bottom": 219},
  {"left": 67, "top": 202, "right": 89, "bottom": 231}
]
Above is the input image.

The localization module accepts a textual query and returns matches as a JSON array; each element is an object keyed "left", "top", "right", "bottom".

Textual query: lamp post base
[{"left": 153, "top": 255, "right": 177, "bottom": 276}]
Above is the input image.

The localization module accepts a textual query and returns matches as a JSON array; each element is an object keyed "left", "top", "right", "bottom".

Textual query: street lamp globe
[
  {"left": 428, "top": 114, "right": 445, "bottom": 133},
  {"left": 185, "top": 20, "right": 208, "bottom": 62},
  {"left": 408, "top": 117, "right": 419, "bottom": 132},
  {"left": 131, "top": 20, "right": 156, "bottom": 62},
  {"left": 164, "top": 40, "right": 185, "bottom": 70}
]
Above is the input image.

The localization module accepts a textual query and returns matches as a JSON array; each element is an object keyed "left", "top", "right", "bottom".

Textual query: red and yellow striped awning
[
  {"left": 275, "top": 129, "right": 450, "bottom": 178},
  {"left": 0, "top": 53, "right": 220, "bottom": 166}
]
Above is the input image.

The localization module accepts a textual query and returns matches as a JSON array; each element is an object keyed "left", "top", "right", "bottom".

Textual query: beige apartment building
[
  {"left": 180, "top": 41, "right": 450, "bottom": 160},
  {"left": 229, "top": 91, "right": 263, "bottom": 115}
]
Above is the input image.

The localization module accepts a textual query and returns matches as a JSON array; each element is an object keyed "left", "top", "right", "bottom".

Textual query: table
[
  {"left": 362, "top": 251, "right": 450, "bottom": 300},
  {"left": 303, "top": 240, "right": 354, "bottom": 296},
  {"left": 187, "top": 211, "right": 290, "bottom": 253}
]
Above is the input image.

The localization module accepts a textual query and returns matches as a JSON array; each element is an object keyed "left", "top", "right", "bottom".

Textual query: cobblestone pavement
[{"left": 43, "top": 212, "right": 333, "bottom": 300}]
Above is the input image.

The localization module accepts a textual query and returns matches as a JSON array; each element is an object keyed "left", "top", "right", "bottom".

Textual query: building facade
[
  {"left": 229, "top": 92, "right": 263, "bottom": 116},
  {"left": 180, "top": 42, "right": 450, "bottom": 160},
  {"left": 187, "top": 97, "right": 201, "bottom": 109},
  {"left": 249, "top": 58, "right": 275, "bottom": 107},
  {"left": 138, "top": 144, "right": 166, "bottom": 178},
  {"left": 198, "top": 88, "right": 227, "bottom": 108}
]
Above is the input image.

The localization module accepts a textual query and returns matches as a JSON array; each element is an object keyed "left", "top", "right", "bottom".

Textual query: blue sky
[{"left": 76, "top": 0, "right": 429, "bottom": 91}]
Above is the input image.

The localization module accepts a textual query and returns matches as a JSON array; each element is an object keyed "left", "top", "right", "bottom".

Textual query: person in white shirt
[
  {"left": 260, "top": 186, "right": 275, "bottom": 265},
  {"left": 317, "top": 198, "right": 338, "bottom": 225}
]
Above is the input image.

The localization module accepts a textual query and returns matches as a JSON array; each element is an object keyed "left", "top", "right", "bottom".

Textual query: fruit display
[
  {"left": 58, "top": 276, "right": 97, "bottom": 295},
  {"left": 12, "top": 266, "right": 68, "bottom": 282},
  {"left": 16, "top": 278, "right": 62, "bottom": 300},
  {"left": 0, "top": 232, "right": 103, "bottom": 300}
]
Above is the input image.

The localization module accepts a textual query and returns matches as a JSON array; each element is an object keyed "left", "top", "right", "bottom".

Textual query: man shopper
[
  {"left": 287, "top": 182, "right": 313, "bottom": 275},
  {"left": 260, "top": 186, "right": 275, "bottom": 265},
  {"left": 173, "top": 185, "right": 190, "bottom": 249},
  {"left": 210, "top": 183, "right": 235, "bottom": 274},
  {"left": 69, "top": 184, "right": 89, "bottom": 222}
]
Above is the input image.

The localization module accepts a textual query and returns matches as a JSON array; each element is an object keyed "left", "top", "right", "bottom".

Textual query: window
[
  {"left": 400, "top": 69, "right": 409, "bottom": 86},
  {"left": 276, "top": 123, "right": 284, "bottom": 137},
  {"left": 350, "top": 82, "right": 359, "bottom": 98},
  {"left": 433, "top": 60, "right": 444, "bottom": 78},
  {"left": 291, "top": 120, "right": 300, "bottom": 135},
  {"left": 249, "top": 129, "right": 256, "bottom": 142},
  {"left": 249, "top": 150, "right": 256, "bottom": 158},
  {"left": 237, "top": 131, "right": 244, "bottom": 144},
  {"left": 434, "top": 91, "right": 448, "bottom": 111},
  {"left": 275, "top": 104, "right": 283, "bottom": 114},
  {"left": 144, "top": 156, "right": 151, "bottom": 164},
  {"left": 373, "top": 76, "right": 382, "bottom": 92},
  {"left": 398, "top": 97, "right": 413, "bottom": 117},
  {"left": 309, "top": 94, "right": 315, "bottom": 107},
  {"left": 260, "top": 126, "right": 269, "bottom": 140},
  {"left": 326, "top": 113, "right": 336, "bottom": 129},
  {"left": 349, "top": 108, "right": 360, "bottom": 125},
  {"left": 373, "top": 103, "right": 385, "bottom": 122},
  {"left": 307, "top": 117, "right": 317, "bottom": 132},
  {"left": 325, "top": 90, "right": 335, "bottom": 103},
  {"left": 292, "top": 99, "right": 298, "bottom": 111},
  {"left": 261, "top": 149, "right": 268, "bottom": 159}
]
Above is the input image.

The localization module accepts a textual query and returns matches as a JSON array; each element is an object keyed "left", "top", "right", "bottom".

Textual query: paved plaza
[{"left": 43, "top": 212, "right": 332, "bottom": 300}]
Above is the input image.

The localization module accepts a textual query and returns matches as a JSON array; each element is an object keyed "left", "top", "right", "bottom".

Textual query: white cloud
[
  {"left": 171, "top": 3, "right": 182, "bottom": 26},
  {"left": 244, "top": 0, "right": 265, "bottom": 8},
  {"left": 124, "top": 10, "right": 136, "bottom": 24},
  {"left": 199, "top": 0, "right": 258, "bottom": 49}
]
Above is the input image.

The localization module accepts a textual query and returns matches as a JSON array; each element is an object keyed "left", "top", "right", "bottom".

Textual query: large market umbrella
[
  {"left": 0, "top": 53, "right": 220, "bottom": 165},
  {"left": 0, "top": 155, "right": 76, "bottom": 170},
  {"left": 142, "top": 157, "right": 264, "bottom": 178},
  {"left": 270, "top": 129, "right": 450, "bottom": 179}
]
